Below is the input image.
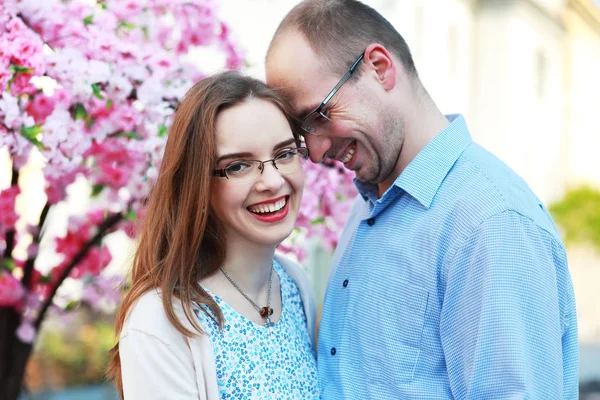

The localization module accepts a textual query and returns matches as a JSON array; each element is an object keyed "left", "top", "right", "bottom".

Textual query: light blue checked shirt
[{"left": 318, "top": 115, "right": 578, "bottom": 399}]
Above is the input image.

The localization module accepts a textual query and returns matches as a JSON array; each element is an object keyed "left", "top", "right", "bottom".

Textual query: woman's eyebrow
[
  {"left": 216, "top": 138, "right": 298, "bottom": 163},
  {"left": 273, "top": 138, "right": 297, "bottom": 151},
  {"left": 216, "top": 151, "right": 253, "bottom": 164}
]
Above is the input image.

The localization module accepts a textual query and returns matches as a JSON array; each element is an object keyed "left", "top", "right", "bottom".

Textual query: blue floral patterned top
[{"left": 198, "top": 261, "right": 319, "bottom": 399}]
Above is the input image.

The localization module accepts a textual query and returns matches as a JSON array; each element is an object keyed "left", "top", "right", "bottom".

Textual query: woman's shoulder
[
  {"left": 273, "top": 253, "right": 315, "bottom": 309},
  {"left": 121, "top": 289, "right": 192, "bottom": 342},
  {"left": 274, "top": 253, "right": 308, "bottom": 284}
]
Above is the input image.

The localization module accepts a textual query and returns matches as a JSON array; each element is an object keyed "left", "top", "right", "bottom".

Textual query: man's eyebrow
[
  {"left": 216, "top": 138, "right": 298, "bottom": 164},
  {"left": 297, "top": 103, "right": 321, "bottom": 120}
]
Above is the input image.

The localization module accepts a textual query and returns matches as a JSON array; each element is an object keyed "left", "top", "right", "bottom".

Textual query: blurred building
[{"left": 368, "top": 0, "right": 600, "bottom": 203}]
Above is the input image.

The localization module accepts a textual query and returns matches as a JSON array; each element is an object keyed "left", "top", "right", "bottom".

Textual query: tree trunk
[{"left": 0, "top": 307, "right": 34, "bottom": 400}]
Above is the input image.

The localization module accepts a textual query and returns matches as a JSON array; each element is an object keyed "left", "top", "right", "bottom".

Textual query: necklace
[{"left": 219, "top": 263, "right": 275, "bottom": 328}]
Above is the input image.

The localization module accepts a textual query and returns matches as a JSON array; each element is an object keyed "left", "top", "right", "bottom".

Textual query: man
[{"left": 266, "top": 0, "right": 578, "bottom": 399}]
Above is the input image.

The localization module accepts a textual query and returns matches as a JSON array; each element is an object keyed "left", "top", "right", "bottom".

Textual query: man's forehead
[
  {"left": 266, "top": 32, "right": 333, "bottom": 112},
  {"left": 272, "top": 78, "right": 323, "bottom": 114}
]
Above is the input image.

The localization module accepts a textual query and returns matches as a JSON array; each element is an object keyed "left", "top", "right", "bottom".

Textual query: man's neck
[{"left": 377, "top": 106, "right": 449, "bottom": 197}]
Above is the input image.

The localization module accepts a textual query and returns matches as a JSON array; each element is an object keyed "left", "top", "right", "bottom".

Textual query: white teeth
[
  {"left": 341, "top": 146, "right": 355, "bottom": 164},
  {"left": 249, "top": 198, "right": 286, "bottom": 214}
]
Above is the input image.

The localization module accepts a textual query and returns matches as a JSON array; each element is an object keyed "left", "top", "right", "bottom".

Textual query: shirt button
[
  {"left": 342, "top": 279, "right": 349, "bottom": 288},
  {"left": 330, "top": 347, "right": 337, "bottom": 356},
  {"left": 367, "top": 218, "right": 375, "bottom": 226}
]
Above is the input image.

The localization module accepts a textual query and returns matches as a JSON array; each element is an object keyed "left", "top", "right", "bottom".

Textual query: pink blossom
[
  {"left": 26, "top": 242, "right": 39, "bottom": 259},
  {"left": 26, "top": 93, "right": 57, "bottom": 123},
  {"left": 0, "top": 185, "right": 21, "bottom": 230},
  {"left": 86, "top": 139, "right": 145, "bottom": 189},
  {"left": 0, "top": 269, "right": 25, "bottom": 307},
  {"left": 0, "top": 92, "right": 23, "bottom": 129},
  {"left": 40, "top": 108, "right": 70, "bottom": 148},
  {"left": 0, "top": 58, "right": 11, "bottom": 93},
  {"left": 86, "top": 209, "right": 106, "bottom": 225},
  {"left": 106, "top": 74, "right": 133, "bottom": 101},
  {"left": 71, "top": 246, "right": 112, "bottom": 278},
  {"left": 44, "top": 167, "right": 82, "bottom": 204},
  {"left": 136, "top": 77, "right": 163, "bottom": 105},
  {"left": 10, "top": 72, "right": 37, "bottom": 96},
  {"left": 108, "top": 0, "right": 144, "bottom": 20},
  {"left": 16, "top": 320, "right": 36, "bottom": 343},
  {"left": 53, "top": 88, "right": 71, "bottom": 107},
  {"left": 109, "top": 103, "right": 141, "bottom": 133},
  {"left": 82, "top": 274, "right": 123, "bottom": 311},
  {"left": 8, "top": 35, "right": 43, "bottom": 70},
  {"left": 0, "top": 0, "right": 364, "bottom": 342}
]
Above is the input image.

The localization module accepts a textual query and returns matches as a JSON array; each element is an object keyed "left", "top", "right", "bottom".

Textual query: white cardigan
[{"left": 119, "top": 254, "right": 317, "bottom": 400}]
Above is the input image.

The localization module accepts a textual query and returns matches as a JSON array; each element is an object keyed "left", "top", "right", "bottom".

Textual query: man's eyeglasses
[
  {"left": 300, "top": 53, "right": 364, "bottom": 135},
  {"left": 213, "top": 147, "right": 309, "bottom": 184}
]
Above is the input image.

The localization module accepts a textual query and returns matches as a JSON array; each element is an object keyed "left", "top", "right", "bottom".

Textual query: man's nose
[{"left": 304, "top": 134, "right": 332, "bottom": 163}]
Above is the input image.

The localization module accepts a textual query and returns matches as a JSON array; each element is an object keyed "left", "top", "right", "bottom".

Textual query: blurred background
[{"left": 2, "top": 0, "right": 599, "bottom": 398}]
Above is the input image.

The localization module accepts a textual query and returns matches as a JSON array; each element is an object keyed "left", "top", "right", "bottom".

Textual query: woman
[{"left": 107, "top": 71, "right": 319, "bottom": 399}]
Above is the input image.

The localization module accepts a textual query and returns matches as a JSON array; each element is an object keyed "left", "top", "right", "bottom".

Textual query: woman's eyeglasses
[{"left": 213, "top": 147, "right": 309, "bottom": 184}]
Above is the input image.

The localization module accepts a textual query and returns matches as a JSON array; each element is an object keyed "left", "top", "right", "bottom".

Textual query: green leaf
[
  {"left": 158, "top": 124, "right": 167, "bottom": 137},
  {"left": 20, "top": 125, "right": 44, "bottom": 149},
  {"left": 120, "top": 21, "right": 136, "bottom": 30},
  {"left": 91, "top": 184, "right": 104, "bottom": 198},
  {"left": 21, "top": 124, "right": 42, "bottom": 137},
  {"left": 74, "top": 103, "right": 87, "bottom": 120},
  {"left": 86, "top": 117, "right": 95, "bottom": 130},
  {"left": 105, "top": 99, "right": 113, "bottom": 109},
  {"left": 125, "top": 131, "right": 140, "bottom": 139},
  {"left": 311, "top": 217, "right": 325, "bottom": 225},
  {"left": 2, "top": 258, "right": 16, "bottom": 272},
  {"left": 64, "top": 300, "right": 79, "bottom": 311},
  {"left": 83, "top": 15, "right": 94, "bottom": 26},
  {"left": 124, "top": 210, "right": 137, "bottom": 221},
  {"left": 549, "top": 186, "right": 600, "bottom": 251},
  {"left": 91, "top": 83, "right": 104, "bottom": 99},
  {"left": 9, "top": 64, "right": 33, "bottom": 74}
]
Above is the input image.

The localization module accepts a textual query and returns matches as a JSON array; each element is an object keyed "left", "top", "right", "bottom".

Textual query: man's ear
[{"left": 363, "top": 43, "right": 397, "bottom": 91}]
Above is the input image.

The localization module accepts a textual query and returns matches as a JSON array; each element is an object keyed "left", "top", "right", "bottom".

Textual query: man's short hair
[{"left": 268, "top": 0, "right": 417, "bottom": 79}]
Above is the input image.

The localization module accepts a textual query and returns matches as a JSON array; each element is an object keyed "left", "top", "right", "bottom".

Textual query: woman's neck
[{"left": 220, "top": 239, "right": 276, "bottom": 297}]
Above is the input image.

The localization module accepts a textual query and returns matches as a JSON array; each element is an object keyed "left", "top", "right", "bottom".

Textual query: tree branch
[
  {"left": 3, "top": 169, "right": 19, "bottom": 260},
  {"left": 22, "top": 202, "right": 50, "bottom": 289},
  {"left": 34, "top": 212, "right": 122, "bottom": 331}
]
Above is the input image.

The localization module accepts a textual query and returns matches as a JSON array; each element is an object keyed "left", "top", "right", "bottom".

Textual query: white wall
[
  {"left": 472, "top": 0, "right": 567, "bottom": 203},
  {"left": 565, "top": 6, "right": 600, "bottom": 187}
]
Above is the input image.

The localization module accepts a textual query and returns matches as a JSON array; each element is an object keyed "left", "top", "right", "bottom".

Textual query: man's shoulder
[{"left": 445, "top": 143, "right": 560, "bottom": 236}]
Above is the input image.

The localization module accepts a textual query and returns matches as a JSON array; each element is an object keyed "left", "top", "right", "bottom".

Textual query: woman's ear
[{"left": 363, "top": 43, "right": 397, "bottom": 91}]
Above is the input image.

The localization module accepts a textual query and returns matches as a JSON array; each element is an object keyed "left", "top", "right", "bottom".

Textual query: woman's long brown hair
[{"left": 106, "top": 71, "right": 300, "bottom": 398}]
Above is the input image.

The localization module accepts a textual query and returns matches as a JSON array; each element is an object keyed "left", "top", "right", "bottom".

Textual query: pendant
[
  {"left": 259, "top": 306, "right": 273, "bottom": 318},
  {"left": 265, "top": 316, "right": 275, "bottom": 328}
]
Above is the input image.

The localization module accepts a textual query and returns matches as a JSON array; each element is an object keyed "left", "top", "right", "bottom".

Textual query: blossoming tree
[{"left": 0, "top": 0, "right": 356, "bottom": 398}]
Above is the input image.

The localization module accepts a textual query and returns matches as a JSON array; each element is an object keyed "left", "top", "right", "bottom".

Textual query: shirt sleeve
[
  {"left": 120, "top": 328, "right": 200, "bottom": 400},
  {"left": 440, "top": 210, "right": 576, "bottom": 399}
]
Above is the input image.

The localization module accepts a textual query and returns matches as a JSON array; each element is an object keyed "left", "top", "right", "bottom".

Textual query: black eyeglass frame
[
  {"left": 213, "top": 147, "right": 309, "bottom": 179},
  {"left": 299, "top": 53, "right": 365, "bottom": 134}
]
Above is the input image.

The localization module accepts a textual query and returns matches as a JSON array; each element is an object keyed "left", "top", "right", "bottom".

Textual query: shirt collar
[{"left": 356, "top": 114, "right": 472, "bottom": 209}]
